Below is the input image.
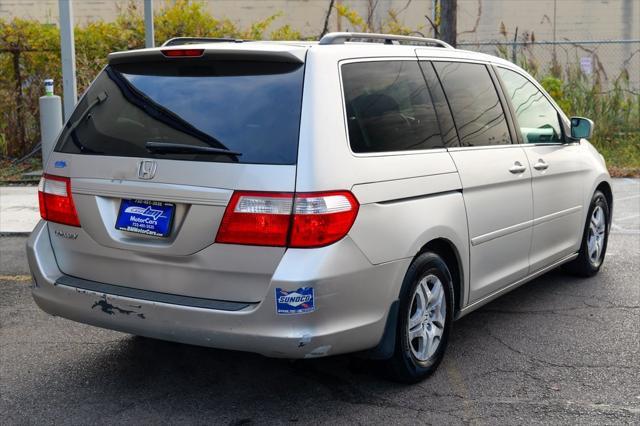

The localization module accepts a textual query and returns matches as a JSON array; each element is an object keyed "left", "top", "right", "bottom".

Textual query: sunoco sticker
[{"left": 275, "top": 287, "right": 315, "bottom": 315}]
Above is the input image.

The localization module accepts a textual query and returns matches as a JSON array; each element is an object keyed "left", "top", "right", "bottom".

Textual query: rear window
[
  {"left": 56, "top": 60, "right": 305, "bottom": 165},
  {"left": 341, "top": 60, "right": 445, "bottom": 153}
]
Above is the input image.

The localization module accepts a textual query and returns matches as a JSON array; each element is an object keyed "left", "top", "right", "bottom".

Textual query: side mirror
[{"left": 570, "top": 117, "right": 594, "bottom": 140}]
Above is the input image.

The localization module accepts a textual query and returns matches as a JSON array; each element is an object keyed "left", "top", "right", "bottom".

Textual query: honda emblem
[{"left": 137, "top": 160, "right": 157, "bottom": 180}]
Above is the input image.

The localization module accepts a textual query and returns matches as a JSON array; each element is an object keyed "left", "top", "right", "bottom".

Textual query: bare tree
[{"left": 440, "top": 0, "right": 457, "bottom": 46}]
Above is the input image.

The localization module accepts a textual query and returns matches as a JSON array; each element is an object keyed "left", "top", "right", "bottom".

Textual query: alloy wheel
[
  {"left": 408, "top": 274, "right": 446, "bottom": 361},
  {"left": 587, "top": 205, "right": 606, "bottom": 266}
]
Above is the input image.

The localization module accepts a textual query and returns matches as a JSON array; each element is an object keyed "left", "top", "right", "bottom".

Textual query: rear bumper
[{"left": 27, "top": 221, "right": 409, "bottom": 358}]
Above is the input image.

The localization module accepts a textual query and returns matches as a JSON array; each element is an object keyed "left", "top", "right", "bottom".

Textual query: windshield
[{"left": 56, "top": 60, "right": 305, "bottom": 165}]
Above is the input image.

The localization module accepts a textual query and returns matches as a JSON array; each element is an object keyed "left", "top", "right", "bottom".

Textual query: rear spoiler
[{"left": 108, "top": 46, "right": 305, "bottom": 65}]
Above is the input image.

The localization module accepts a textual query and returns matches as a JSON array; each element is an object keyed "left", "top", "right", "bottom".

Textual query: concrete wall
[{"left": 1, "top": 0, "right": 638, "bottom": 42}]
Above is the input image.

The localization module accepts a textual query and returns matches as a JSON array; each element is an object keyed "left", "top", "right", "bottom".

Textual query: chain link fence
[{"left": 457, "top": 39, "right": 640, "bottom": 91}]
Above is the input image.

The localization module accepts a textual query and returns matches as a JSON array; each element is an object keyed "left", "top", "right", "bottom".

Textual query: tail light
[
  {"left": 289, "top": 192, "right": 359, "bottom": 247},
  {"left": 216, "top": 192, "right": 293, "bottom": 246},
  {"left": 38, "top": 174, "right": 80, "bottom": 227},
  {"left": 216, "top": 191, "right": 359, "bottom": 248}
]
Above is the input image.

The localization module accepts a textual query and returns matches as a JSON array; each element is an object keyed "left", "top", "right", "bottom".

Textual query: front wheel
[
  {"left": 565, "top": 190, "right": 610, "bottom": 277},
  {"left": 385, "top": 252, "right": 454, "bottom": 383}
]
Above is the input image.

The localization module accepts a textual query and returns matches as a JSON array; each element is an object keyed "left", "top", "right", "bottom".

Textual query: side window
[
  {"left": 419, "top": 61, "right": 460, "bottom": 147},
  {"left": 433, "top": 62, "right": 511, "bottom": 147},
  {"left": 497, "top": 67, "right": 563, "bottom": 143},
  {"left": 341, "top": 61, "right": 446, "bottom": 153}
]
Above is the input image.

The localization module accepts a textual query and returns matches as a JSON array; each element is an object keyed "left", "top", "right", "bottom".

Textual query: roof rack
[
  {"left": 162, "top": 37, "right": 243, "bottom": 47},
  {"left": 318, "top": 32, "right": 453, "bottom": 49}
]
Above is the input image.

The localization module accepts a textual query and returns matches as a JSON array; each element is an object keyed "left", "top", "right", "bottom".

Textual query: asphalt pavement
[{"left": 1, "top": 179, "right": 638, "bottom": 424}]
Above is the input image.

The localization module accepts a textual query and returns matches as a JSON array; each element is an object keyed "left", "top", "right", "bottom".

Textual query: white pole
[
  {"left": 144, "top": 0, "right": 155, "bottom": 48},
  {"left": 58, "top": 0, "right": 77, "bottom": 121}
]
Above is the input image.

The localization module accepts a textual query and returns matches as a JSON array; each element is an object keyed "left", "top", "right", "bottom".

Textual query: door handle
[
  {"left": 533, "top": 159, "right": 549, "bottom": 171},
  {"left": 509, "top": 161, "right": 527, "bottom": 174}
]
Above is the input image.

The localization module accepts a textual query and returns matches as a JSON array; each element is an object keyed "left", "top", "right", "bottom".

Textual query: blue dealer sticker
[
  {"left": 115, "top": 199, "right": 175, "bottom": 237},
  {"left": 275, "top": 287, "right": 315, "bottom": 315}
]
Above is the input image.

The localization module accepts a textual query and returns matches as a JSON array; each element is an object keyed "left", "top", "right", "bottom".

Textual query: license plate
[{"left": 115, "top": 199, "right": 175, "bottom": 238}]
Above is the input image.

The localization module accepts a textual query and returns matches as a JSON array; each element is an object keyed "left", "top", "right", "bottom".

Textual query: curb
[
  {"left": 0, "top": 181, "right": 39, "bottom": 186},
  {"left": 0, "top": 232, "right": 32, "bottom": 237}
]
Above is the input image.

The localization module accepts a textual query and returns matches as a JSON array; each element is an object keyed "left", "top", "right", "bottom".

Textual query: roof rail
[
  {"left": 162, "top": 37, "right": 243, "bottom": 47},
  {"left": 318, "top": 32, "right": 453, "bottom": 49}
]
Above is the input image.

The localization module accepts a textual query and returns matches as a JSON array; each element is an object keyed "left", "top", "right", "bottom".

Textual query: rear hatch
[{"left": 44, "top": 45, "right": 306, "bottom": 303}]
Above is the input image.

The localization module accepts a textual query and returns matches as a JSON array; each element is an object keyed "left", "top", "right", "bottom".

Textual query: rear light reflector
[
  {"left": 161, "top": 49, "right": 204, "bottom": 57},
  {"left": 38, "top": 174, "right": 80, "bottom": 227},
  {"left": 215, "top": 190, "right": 359, "bottom": 248}
]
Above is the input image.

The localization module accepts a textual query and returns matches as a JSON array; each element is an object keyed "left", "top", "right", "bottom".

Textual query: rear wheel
[
  {"left": 565, "top": 190, "right": 610, "bottom": 277},
  {"left": 385, "top": 252, "right": 454, "bottom": 383}
]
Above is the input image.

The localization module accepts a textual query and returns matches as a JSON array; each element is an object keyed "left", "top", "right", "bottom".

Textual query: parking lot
[{"left": 1, "top": 179, "right": 638, "bottom": 424}]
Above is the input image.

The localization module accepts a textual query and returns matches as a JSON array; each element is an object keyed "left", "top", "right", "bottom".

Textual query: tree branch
[
  {"left": 397, "top": 0, "right": 413, "bottom": 15},
  {"left": 319, "top": 0, "right": 336, "bottom": 38},
  {"left": 458, "top": 0, "right": 482, "bottom": 36},
  {"left": 425, "top": 15, "right": 438, "bottom": 38}
]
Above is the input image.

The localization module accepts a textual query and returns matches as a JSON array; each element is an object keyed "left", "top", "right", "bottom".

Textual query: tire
[
  {"left": 384, "top": 252, "right": 454, "bottom": 383},
  {"left": 564, "top": 190, "right": 610, "bottom": 277}
]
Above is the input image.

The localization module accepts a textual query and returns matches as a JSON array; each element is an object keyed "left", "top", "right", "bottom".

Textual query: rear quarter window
[
  {"left": 341, "top": 60, "right": 447, "bottom": 153},
  {"left": 433, "top": 62, "right": 511, "bottom": 147},
  {"left": 56, "top": 60, "right": 305, "bottom": 165}
]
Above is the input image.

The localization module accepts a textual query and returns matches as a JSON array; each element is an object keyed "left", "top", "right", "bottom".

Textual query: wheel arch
[
  {"left": 366, "top": 236, "right": 466, "bottom": 360},
  {"left": 595, "top": 180, "right": 613, "bottom": 217}
]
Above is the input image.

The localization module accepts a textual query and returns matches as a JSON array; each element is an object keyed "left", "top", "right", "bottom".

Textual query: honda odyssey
[{"left": 27, "top": 33, "right": 612, "bottom": 382}]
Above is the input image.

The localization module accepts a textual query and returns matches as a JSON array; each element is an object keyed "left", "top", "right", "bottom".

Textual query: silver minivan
[{"left": 27, "top": 33, "right": 612, "bottom": 382}]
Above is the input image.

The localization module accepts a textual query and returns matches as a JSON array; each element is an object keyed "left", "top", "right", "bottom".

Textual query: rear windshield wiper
[
  {"left": 68, "top": 91, "right": 108, "bottom": 134},
  {"left": 145, "top": 141, "right": 242, "bottom": 157},
  {"left": 61, "top": 91, "right": 109, "bottom": 153}
]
